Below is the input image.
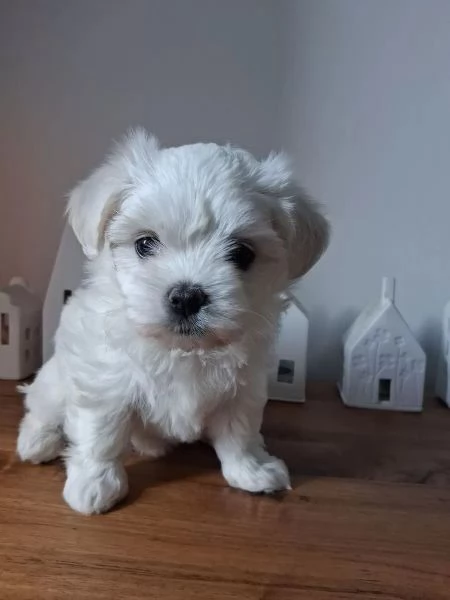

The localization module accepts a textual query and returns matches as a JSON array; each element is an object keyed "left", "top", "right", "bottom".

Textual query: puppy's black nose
[{"left": 167, "top": 283, "right": 209, "bottom": 318}]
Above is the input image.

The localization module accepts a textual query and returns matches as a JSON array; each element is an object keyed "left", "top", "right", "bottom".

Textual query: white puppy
[{"left": 17, "top": 130, "right": 329, "bottom": 514}]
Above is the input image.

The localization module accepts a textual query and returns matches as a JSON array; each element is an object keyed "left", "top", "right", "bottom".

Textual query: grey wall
[
  {"left": 282, "top": 0, "right": 450, "bottom": 384},
  {"left": 2, "top": 0, "right": 450, "bottom": 385},
  {"left": 0, "top": 0, "right": 283, "bottom": 297}
]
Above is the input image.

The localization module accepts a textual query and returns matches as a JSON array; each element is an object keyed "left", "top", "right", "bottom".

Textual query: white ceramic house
[
  {"left": 339, "top": 277, "right": 426, "bottom": 412},
  {"left": 0, "top": 277, "right": 42, "bottom": 380},
  {"left": 43, "top": 226, "right": 84, "bottom": 361},
  {"left": 435, "top": 300, "right": 450, "bottom": 407},
  {"left": 268, "top": 293, "right": 308, "bottom": 403},
  {"left": 42, "top": 226, "right": 312, "bottom": 401},
  {"left": 43, "top": 226, "right": 311, "bottom": 400}
]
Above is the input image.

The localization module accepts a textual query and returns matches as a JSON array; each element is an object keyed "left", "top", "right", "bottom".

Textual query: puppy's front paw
[
  {"left": 63, "top": 460, "right": 128, "bottom": 515},
  {"left": 222, "top": 453, "right": 291, "bottom": 494}
]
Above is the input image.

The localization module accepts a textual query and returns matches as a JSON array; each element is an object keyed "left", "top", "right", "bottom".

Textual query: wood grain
[{"left": 1, "top": 380, "right": 450, "bottom": 599}]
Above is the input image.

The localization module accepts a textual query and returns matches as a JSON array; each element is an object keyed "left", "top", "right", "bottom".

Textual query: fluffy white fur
[{"left": 17, "top": 130, "right": 329, "bottom": 514}]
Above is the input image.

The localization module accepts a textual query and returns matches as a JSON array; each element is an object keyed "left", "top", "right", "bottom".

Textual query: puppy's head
[{"left": 68, "top": 129, "right": 329, "bottom": 350}]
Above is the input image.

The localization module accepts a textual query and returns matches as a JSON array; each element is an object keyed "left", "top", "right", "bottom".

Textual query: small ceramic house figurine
[
  {"left": 436, "top": 300, "right": 450, "bottom": 407},
  {"left": 268, "top": 293, "right": 308, "bottom": 402},
  {"left": 339, "top": 277, "right": 426, "bottom": 412},
  {"left": 42, "top": 226, "right": 84, "bottom": 361},
  {"left": 0, "top": 277, "right": 42, "bottom": 380}
]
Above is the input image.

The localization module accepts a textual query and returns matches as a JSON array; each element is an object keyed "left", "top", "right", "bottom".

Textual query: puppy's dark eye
[
  {"left": 135, "top": 235, "right": 160, "bottom": 258},
  {"left": 227, "top": 240, "right": 255, "bottom": 271}
]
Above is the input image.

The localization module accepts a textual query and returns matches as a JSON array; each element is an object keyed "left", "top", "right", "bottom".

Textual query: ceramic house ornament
[
  {"left": 0, "top": 277, "right": 42, "bottom": 380},
  {"left": 43, "top": 228, "right": 312, "bottom": 401},
  {"left": 43, "top": 226, "right": 84, "bottom": 361},
  {"left": 435, "top": 300, "right": 450, "bottom": 407},
  {"left": 339, "top": 277, "right": 426, "bottom": 412},
  {"left": 268, "top": 293, "right": 308, "bottom": 402}
]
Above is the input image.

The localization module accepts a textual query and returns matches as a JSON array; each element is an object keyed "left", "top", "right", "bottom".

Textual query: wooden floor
[{"left": 1, "top": 381, "right": 450, "bottom": 599}]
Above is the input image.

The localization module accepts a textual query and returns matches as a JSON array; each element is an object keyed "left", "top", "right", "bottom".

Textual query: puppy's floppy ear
[
  {"left": 253, "top": 152, "right": 330, "bottom": 281},
  {"left": 67, "top": 128, "right": 159, "bottom": 258}
]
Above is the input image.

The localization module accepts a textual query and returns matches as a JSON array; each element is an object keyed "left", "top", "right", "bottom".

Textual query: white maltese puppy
[{"left": 17, "top": 129, "right": 329, "bottom": 514}]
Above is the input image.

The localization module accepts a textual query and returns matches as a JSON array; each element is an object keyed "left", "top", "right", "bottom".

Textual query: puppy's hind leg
[
  {"left": 17, "top": 356, "right": 65, "bottom": 463},
  {"left": 130, "top": 417, "right": 169, "bottom": 459}
]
